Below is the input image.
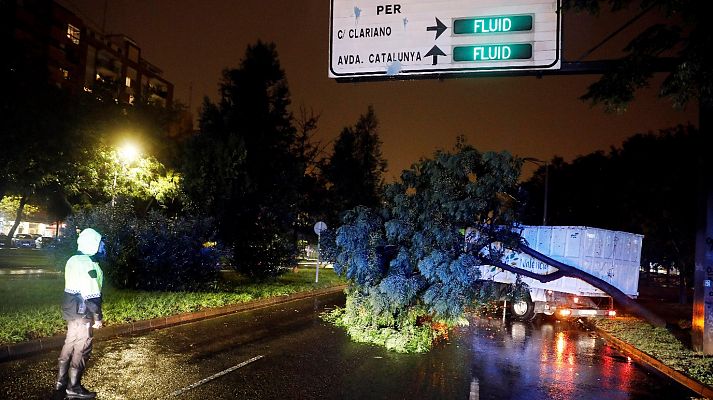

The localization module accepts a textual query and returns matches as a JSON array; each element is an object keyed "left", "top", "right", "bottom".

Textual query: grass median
[
  {"left": 592, "top": 317, "right": 713, "bottom": 387},
  {"left": 0, "top": 268, "right": 344, "bottom": 345}
]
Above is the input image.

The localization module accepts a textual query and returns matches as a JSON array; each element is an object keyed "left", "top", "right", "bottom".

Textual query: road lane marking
[
  {"left": 166, "top": 355, "right": 265, "bottom": 397},
  {"left": 469, "top": 377, "right": 480, "bottom": 400}
]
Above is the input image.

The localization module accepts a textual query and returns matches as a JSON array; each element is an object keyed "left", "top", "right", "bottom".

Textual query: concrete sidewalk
[{"left": 0, "top": 285, "right": 346, "bottom": 362}]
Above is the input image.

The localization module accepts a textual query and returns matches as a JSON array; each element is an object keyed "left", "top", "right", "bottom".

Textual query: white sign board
[{"left": 329, "top": 0, "right": 561, "bottom": 79}]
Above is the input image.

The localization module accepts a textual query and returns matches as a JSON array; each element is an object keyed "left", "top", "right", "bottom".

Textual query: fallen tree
[{"left": 326, "top": 142, "right": 664, "bottom": 354}]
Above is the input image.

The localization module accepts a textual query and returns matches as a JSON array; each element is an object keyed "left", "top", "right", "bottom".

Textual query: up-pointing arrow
[
  {"left": 426, "top": 18, "right": 447, "bottom": 40},
  {"left": 425, "top": 45, "right": 446, "bottom": 65}
]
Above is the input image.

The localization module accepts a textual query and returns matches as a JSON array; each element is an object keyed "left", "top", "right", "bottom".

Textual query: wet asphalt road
[{"left": 0, "top": 291, "right": 697, "bottom": 399}]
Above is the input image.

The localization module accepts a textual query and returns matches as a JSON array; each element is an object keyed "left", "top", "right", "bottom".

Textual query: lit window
[
  {"left": 125, "top": 77, "right": 131, "bottom": 87},
  {"left": 60, "top": 68, "right": 69, "bottom": 80},
  {"left": 67, "top": 24, "right": 80, "bottom": 45}
]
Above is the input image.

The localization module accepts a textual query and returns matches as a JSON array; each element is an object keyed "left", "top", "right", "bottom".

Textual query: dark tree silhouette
[
  {"left": 521, "top": 126, "right": 699, "bottom": 305},
  {"left": 182, "top": 41, "right": 305, "bottom": 279},
  {"left": 323, "top": 106, "right": 387, "bottom": 225}
]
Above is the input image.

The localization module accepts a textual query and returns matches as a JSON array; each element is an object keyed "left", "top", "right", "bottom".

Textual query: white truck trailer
[{"left": 478, "top": 226, "right": 643, "bottom": 321}]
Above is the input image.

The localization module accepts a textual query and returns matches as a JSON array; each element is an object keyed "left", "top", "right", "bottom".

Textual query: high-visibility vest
[{"left": 64, "top": 254, "right": 103, "bottom": 300}]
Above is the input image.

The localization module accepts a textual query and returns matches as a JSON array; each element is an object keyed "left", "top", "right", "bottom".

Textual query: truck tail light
[{"left": 559, "top": 309, "right": 572, "bottom": 317}]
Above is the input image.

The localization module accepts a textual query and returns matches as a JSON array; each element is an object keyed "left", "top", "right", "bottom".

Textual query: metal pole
[
  {"left": 315, "top": 233, "right": 321, "bottom": 283},
  {"left": 111, "top": 168, "right": 117, "bottom": 207},
  {"left": 543, "top": 162, "right": 549, "bottom": 226},
  {"left": 692, "top": 96, "right": 713, "bottom": 354}
]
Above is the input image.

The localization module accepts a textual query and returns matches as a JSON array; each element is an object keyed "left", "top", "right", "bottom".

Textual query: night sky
[{"left": 66, "top": 0, "right": 697, "bottom": 179}]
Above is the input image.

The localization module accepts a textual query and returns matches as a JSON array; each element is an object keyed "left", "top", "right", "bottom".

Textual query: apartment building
[{"left": 9, "top": 0, "right": 173, "bottom": 106}]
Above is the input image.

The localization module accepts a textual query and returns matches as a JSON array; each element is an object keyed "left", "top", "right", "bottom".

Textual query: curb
[
  {"left": 0, "top": 285, "right": 346, "bottom": 363},
  {"left": 594, "top": 327, "right": 713, "bottom": 399}
]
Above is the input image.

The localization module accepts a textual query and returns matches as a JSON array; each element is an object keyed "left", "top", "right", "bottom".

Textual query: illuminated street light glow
[
  {"left": 112, "top": 141, "right": 141, "bottom": 206},
  {"left": 118, "top": 142, "right": 140, "bottom": 163}
]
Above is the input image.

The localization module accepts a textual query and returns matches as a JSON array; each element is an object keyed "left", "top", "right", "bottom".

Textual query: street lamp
[
  {"left": 523, "top": 157, "right": 549, "bottom": 226},
  {"left": 112, "top": 142, "right": 140, "bottom": 206},
  {"left": 118, "top": 142, "right": 139, "bottom": 163}
]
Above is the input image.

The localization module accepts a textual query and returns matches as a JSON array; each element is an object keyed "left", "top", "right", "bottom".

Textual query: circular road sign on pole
[{"left": 314, "top": 221, "right": 328, "bottom": 283}]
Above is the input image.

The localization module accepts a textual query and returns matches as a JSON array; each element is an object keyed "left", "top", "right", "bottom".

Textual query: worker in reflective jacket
[{"left": 55, "top": 228, "right": 104, "bottom": 399}]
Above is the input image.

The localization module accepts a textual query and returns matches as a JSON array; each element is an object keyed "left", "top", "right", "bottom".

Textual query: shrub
[
  {"left": 57, "top": 200, "right": 221, "bottom": 290},
  {"left": 229, "top": 223, "right": 296, "bottom": 280}
]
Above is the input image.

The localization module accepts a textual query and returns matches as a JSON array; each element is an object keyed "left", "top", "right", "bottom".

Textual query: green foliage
[
  {"left": 2, "top": 23, "right": 189, "bottom": 216},
  {"left": 564, "top": 0, "right": 710, "bottom": 110},
  {"left": 182, "top": 41, "right": 305, "bottom": 280},
  {"left": 0, "top": 196, "right": 39, "bottom": 220},
  {"left": 70, "top": 145, "right": 181, "bottom": 208},
  {"left": 0, "top": 308, "right": 65, "bottom": 344},
  {"left": 57, "top": 200, "right": 220, "bottom": 290},
  {"left": 594, "top": 317, "right": 713, "bottom": 386},
  {"left": 0, "top": 278, "right": 66, "bottom": 343},
  {"left": 0, "top": 248, "right": 56, "bottom": 268},
  {"left": 329, "top": 142, "right": 522, "bottom": 351},
  {"left": 0, "top": 269, "right": 344, "bottom": 344},
  {"left": 322, "top": 287, "right": 443, "bottom": 353}
]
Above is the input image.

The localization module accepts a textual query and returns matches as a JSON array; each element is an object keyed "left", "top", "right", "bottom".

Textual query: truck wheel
[{"left": 510, "top": 296, "right": 535, "bottom": 321}]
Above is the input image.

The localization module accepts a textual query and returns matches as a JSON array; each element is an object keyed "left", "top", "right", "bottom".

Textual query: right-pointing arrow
[
  {"left": 425, "top": 45, "right": 446, "bottom": 65},
  {"left": 426, "top": 17, "right": 448, "bottom": 40}
]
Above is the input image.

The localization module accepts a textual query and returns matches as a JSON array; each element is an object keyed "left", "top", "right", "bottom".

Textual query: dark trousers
[{"left": 58, "top": 319, "right": 93, "bottom": 370}]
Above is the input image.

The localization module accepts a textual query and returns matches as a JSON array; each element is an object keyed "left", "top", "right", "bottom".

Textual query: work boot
[
  {"left": 66, "top": 367, "right": 96, "bottom": 399},
  {"left": 55, "top": 360, "right": 69, "bottom": 391}
]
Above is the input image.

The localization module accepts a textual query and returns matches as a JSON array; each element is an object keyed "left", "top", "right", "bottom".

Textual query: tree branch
[{"left": 517, "top": 244, "right": 666, "bottom": 327}]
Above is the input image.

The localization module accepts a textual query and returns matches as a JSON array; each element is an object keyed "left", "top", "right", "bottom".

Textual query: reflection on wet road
[
  {"left": 0, "top": 292, "right": 696, "bottom": 399},
  {"left": 467, "top": 318, "right": 672, "bottom": 400}
]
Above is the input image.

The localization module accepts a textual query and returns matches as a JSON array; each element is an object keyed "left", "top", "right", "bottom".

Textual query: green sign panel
[
  {"left": 453, "top": 44, "right": 533, "bottom": 62},
  {"left": 453, "top": 15, "right": 533, "bottom": 35}
]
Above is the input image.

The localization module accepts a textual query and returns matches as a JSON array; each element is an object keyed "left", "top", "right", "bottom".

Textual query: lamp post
[
  {"left": 111, "top": 142, "right": 140, "bottom": 207},
  {"left": 523, "top": 157, "right": 549, "bottom": 226}
]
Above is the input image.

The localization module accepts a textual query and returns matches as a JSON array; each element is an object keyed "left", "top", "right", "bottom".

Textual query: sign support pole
[
  {"left": 313, "top": 221, "right": 327, "bottom": 284},
  {"left": 316, "top": 231, "right": 321, "bottom": 284}
]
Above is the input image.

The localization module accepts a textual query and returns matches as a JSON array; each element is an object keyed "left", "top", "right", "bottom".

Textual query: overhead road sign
[{"left": 329, "top": 0, "right": 561, "bottom": 80}]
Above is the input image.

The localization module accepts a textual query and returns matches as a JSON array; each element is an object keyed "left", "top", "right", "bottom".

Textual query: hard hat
[{"left": 77, "top": 228, "right": 102, "bottom": 256}]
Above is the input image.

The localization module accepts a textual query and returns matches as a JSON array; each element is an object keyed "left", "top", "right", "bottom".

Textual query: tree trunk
[
  {"left": 486, "top": 243, "right": 666, "bottom": 328},
  {"left": 518, "top": 244, "right": 666, "bottom": 327},
  {"left": 6, "top": 194, "right": 29, "bottom": 243},
  {"left": 679, "top": 271, "right": 688, "bottom": 305},
  {"left": 0, "top": 183, "right": 6, "bottom": 245}
]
